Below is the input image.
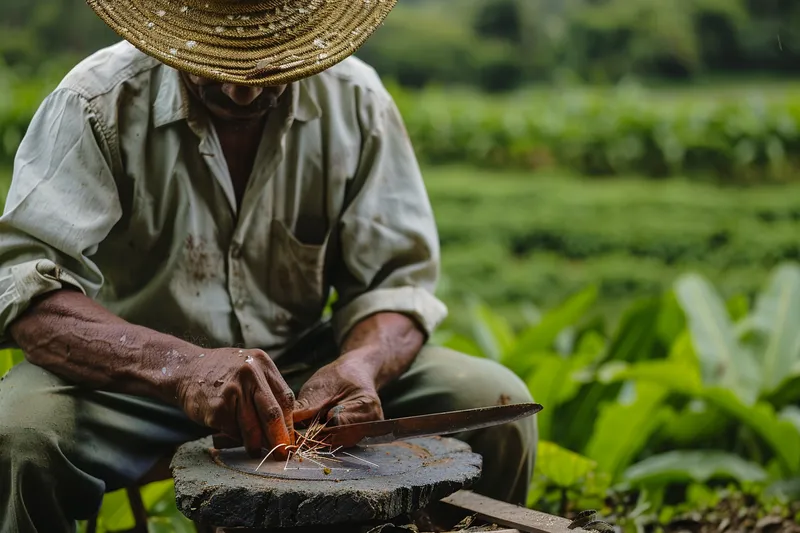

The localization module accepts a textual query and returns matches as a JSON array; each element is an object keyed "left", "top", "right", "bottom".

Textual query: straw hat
[{"left": 86, "top": 0, "right": 397, "bottom": 86}]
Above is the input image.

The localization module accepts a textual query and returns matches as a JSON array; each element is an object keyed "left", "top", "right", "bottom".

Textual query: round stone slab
[{"left": 171, "top": 436, "right": 482, "bottom": 529}]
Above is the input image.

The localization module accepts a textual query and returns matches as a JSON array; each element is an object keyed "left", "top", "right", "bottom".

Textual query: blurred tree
[
  {"left": 739, "top": 0, "right": 800, "bottom": 73},
  {"left": 564, "top": 0, "right": 750, "bottom": 82},
  {"left": 2, "top": 0, "right": 800, "bottom": 90},
  {"left": 1, "top": 0, "right": 117, "bottom": 74},
  {"left": 473, "top": 0, "right": 523, "bottom": 45}
]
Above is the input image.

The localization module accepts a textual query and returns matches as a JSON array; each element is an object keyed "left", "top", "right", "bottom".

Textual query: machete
[{"left": 212, "top": 402, "right": 542, "bottom": 450}]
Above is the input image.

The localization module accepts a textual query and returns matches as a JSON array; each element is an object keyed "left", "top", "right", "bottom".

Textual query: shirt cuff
[
  {"left": 331, "top": 287, "right": 449, "bottom": 346},
  {"left": 0, "top": 259, "right": 87, "bottom": 346}
]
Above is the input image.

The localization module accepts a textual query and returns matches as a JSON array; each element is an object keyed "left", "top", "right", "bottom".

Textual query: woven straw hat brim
[{"left": 86, "top": 0, "right": 397, "bottom": 86}]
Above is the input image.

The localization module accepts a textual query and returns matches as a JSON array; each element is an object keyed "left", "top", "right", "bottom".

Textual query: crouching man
[{"left": 0, "top": 1, "right": 537, "bottom": 530}]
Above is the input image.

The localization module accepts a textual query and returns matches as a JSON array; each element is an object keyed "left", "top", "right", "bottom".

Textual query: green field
[{"left": 425, "top": 165, "right": 800, "bottom": 328}]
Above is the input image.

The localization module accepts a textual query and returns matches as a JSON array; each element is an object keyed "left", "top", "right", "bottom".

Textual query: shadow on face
[{"left": 181, "top": 72, "right": 288, "bottom": 121}]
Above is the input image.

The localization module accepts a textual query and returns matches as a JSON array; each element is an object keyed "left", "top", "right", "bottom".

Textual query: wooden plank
[
  {"left": 440, "top": 490, "right": 577, "bottom": 533},
  {"left": 441, "top": 530, "right": 521, "bottom": 533}
]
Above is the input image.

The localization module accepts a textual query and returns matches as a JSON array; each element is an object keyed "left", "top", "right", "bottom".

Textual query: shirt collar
[{"left": 153, "top": 65, "right": 321, "bottom": 129}]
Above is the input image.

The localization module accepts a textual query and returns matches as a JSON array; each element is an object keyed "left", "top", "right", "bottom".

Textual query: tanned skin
[{"left": 7, "top": 73, "right": 426, "bottom": 460}]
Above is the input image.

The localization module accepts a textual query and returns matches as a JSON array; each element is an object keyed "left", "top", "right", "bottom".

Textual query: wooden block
[{"left": 441, "top": 490, "right": 578, "bottom": 533}]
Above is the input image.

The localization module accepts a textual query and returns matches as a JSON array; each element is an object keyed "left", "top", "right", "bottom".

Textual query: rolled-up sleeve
[
  {"left": 330, "top": 87, "right": 448, "bottom": 345},
  {"left": 0, "top": 88, "right": 122, "bottom": 344}
]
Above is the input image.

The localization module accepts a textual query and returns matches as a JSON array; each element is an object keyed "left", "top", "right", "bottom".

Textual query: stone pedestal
[{"left": 171, "top": 436, "right": 482, "bottom": 530}]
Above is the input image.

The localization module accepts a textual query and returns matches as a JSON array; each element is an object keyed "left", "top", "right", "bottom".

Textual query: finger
[
  {"left": 209, "top": 391, "right": 245, "bottom": 450},
  {"left": 251, "top": 352, "right": 297, "bottom": 444},
  {"left": 293, "top": 393, "right": 332, "bottom": 424},
  {"left": 253, "top": 387, "right": 293, "bottom": 460},
  {"left": 236, "top": 395, "right": 266, "bottom": 458},
  {"left": 328, "top": 397, "right": 384, "bottom": 427}
]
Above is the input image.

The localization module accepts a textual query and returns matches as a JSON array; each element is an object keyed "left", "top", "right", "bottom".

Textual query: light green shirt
[{"left": 0, "top": 41, "right": 448, "bottom": 357}]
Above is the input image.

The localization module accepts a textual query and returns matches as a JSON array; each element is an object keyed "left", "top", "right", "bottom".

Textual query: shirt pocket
[{"left": 267, "top": 218, "right": 331, "bottom": 323}]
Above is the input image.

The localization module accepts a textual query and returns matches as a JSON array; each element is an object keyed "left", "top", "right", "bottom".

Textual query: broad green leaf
[
  {"left": 780, "top": 405, "right": 800, "bottom": 435},
  {"left": 95, "top": 481, "right": 177, "bottom": 531},
  {"left": 684, "top": 483, "right": 723, "bottom": 510},
  {"left": 554, "top": 380, "right": 612, "bottom": 454},
  {"left": 504, "top": 285, "right": 597, "bottom": 371},
  {"left": 474, "top": 300, "right": 516, "bottom": 357},
  {"left": 766, "top": 375, "right": 800, "bottom": 406},
  {"left": 148, "top": 517, "right": 197, "bottom": 533},
  {"left": 675, "top": 273, "right": 761, "bottom": 405},
  {"left": 657, "top": 292, "right": 686, "bottom": 347},
  {"left": 703, "top": 387, "right": 800, "bottom": 475},
  {"left": 95, "top": 489, "right": 135, "bottom": 531},
  {"left": 519, "top": 302, "right": 542, "bottom": 326},
  {"left": 535, "top": 441, "right": 597, "bottom": 489},
  {"left": 602, "top": 297, "right": 661, "bottom": 364},
  {"left": 0, "top": 349, "right": 24, "bottom": 376},
  {"left": 584, "top": 382, "right": 670, "bottom": 481},
  {"left": 659, "top": 401, "right": 731, "bottom": 447},
  {"left": 726, "top": 294, "right": 751, "bottom": 323},
  {"left": 622, "top": 451, "right": 768, "bottom": 486},
  {"left": 749, "top": 263, "right": 800, "bottom": 394},
  {"left": 436, "top": 332, "right": 485, "bottom": 359},
  {"left": 600, "top": 355, "right": 800, "bottom": 476},
  {"left": 598, "top": 329, "right": 704, "bottom": 395},
  {"left": 467, "top": 299, "right": 514, "bottom": 361},
  {"left": 559, "top": 324, "right": 694, "bottom": 453},
  {"left": 669, "top": 330, "right": 702, "bottom": 370},
  {"left": 144, "top": 481, "right": 197, "bottom": 532},
  {"left": 764, "top": 477, "right": 800, "bottom": 502},
  {"left": 526, "top": 356, "right": 573, "bottom": 441},
  {"left": 526, "top": 349, "right": 597, "bottom": 441},
  {"left": 598, "top": 359, "right": 702, "bottom": 396},
  {"left": 576, "top": 330, "right": 607, "bottom": 361},
  {"left": 141, "top": 480, "right": 177, "bottom": 510}
]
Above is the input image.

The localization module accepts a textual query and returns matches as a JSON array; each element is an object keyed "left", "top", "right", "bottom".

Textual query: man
[{"left": 0, "top": 0, "right": 537, "bottom": 530}]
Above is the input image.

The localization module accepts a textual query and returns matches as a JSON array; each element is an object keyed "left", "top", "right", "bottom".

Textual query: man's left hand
[{"left": 293, "top": 348, "right": 385, "bottom": 427}]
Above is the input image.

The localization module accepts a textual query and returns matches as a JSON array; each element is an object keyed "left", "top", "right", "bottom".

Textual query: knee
[
  {"left": 0, "top": 362, "right": 76, "bottom": 466},
  {"left": 417, "top": 347, "right": 534, "bottom": 411},
  {"left": 0, "top": 424, "right": 60, "bottom": 469}
]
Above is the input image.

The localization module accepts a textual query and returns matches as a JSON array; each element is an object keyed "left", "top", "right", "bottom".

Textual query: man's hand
[
  {"left": 292, "top": 312, "right": 426, "bottom": 428},
  {"left": 175, "top": 348, "right": 295, "bottom": 458},
  {"left": 9, "top": 291, "right": 296, "bottom": 459},
  {"left": 293, "top": 349, "right": 384, "bottom": 426}
]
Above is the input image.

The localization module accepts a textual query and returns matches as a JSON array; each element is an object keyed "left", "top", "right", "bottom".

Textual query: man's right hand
[{"left": 174, "top": 348, "right": 295, "bottom": 459}]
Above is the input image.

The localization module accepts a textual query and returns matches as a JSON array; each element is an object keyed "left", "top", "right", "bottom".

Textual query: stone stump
[{"left": 171, "top": 436, "right": 483, "bottom": 530}]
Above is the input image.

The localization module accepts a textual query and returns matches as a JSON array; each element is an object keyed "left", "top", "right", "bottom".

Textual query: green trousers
[{"left": 0, "top": 329, "right": 537, "bottom": 533}]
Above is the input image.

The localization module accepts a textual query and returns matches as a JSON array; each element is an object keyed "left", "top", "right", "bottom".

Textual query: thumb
[{"left": 293, "top": 389, "right": 330, "bottom": 424}]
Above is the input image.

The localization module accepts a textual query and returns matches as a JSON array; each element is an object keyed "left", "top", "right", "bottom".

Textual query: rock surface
[{"left": 171, "top": 436, "right": 483, "bottom": 529}]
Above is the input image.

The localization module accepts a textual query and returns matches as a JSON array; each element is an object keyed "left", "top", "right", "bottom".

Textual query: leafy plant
[{"left": 440, "top": 261, "right": 800, "bottom": 528}]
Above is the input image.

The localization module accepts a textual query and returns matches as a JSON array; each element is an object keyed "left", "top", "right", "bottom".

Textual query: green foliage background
[{"left": 3, "top": 0, "right": 800, "bottom": 530}]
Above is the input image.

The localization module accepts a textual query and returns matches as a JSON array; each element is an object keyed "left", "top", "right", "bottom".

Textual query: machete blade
[{"left": 316, "top": 402, "right": 543, "bottom": 448}]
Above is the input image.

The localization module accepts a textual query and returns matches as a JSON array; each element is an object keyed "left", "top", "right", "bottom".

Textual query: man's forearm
[
  {"left": 339, "top": 312, "right": 425, "bottom": 390},
  {"left": 8, "top": 289, "right": 200, "bottom": 404}
]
